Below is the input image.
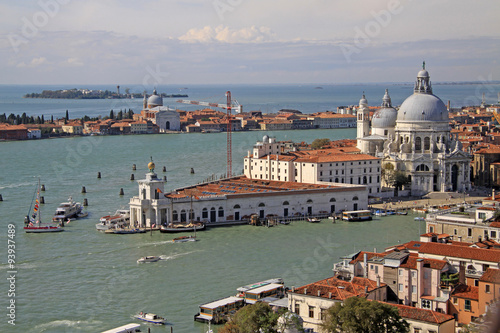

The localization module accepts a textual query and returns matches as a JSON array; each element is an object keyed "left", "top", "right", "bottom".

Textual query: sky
[{"left": 0, "top": 0, "right": 499, "bottom": 85}]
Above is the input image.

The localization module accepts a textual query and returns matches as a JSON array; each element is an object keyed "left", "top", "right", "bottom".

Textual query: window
[
  {"left": 465, "top": 299, "right": 471, "bottom": 311},
  {"left": 454, "top": 229, "right": 458, "bottom": 235},
  {"left": 172, "top": 210, "right": 178, "bottom": 221},
  {"left": 294, "top": 303, "right": 300, "bottom": 315},
  {"left": 398, "top": 284, "right": 403, "bottom": 292},
  {"left": 453, "top": 297, "right": 458, "bottom": 304},
  {"left": 218, "top": 207, "right": 224, "bottom": 217},
  {"left": 375, "top": 266, "right": 378, "bottom": 274},
  {"left": 202, "top": 208, "right": 208, "bottom": 219},
  {"left": 320, "top": 308, "right": 327, "bottom": 321},
  {"left": 399, "top": 269, "right": 403, "bottom": 276},
  {"left": 486, "top": 284, "right": 491, "bottom": 293},
  {"left": 412, "top": 285, "right": 417, "bottom": 294},
  {"left": 309, "top": 306, "right": 314, "bottom": 318},
  {"left": 468, "top": 228, "right": 472, "bottom": 237},
  {"left": 492, "top": 231, "right": 497, "bottom": 238},
  {"left": 412, "top": 271, "right": 417, "bottom": 278}
]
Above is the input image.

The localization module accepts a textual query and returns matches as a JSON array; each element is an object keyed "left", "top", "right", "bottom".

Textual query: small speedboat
[
  {"left": 133, "top": 312, "right": 166, "bottom": 324},
  {"left": 173, "top": 235, "right": 197, "bottom": 243},
  {"left": 137, "top": 256, "right": 161, "bottom": 263},
  {"left": 307, "top": 217, "right": 320, "bottom": 223},
  {"left": 279, "top": 220, "right": 290, "bottom": 225},
  {"left": 414, "top": 217, "right": 425, "bottom": 221}
]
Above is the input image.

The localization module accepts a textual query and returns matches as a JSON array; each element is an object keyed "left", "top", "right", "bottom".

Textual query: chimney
[
  {"left": 304, "top": 288, "right": 307, "bottom": 295},
  {"left": 459, "top": 262, "right": 466, "bottom": 284},
  {"left": 329, "top": 292, "right": 332, "bottom": 299},
  {"left": 365, "top": 286, "right": 368, "bottom": 294},
  {"left": 291, "top": 286, "right": 295, "bottom": 292},
  {"left": 317, "top": 290, "right": 321, "bottom": 297},
  {"left": 364, "top": 253, "right": 368, "bottom": 278}
]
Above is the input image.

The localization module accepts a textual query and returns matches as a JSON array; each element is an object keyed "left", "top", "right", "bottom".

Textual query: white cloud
[
  {"left": 64, "top": 58, "right": 84, "bottom": 67},
  {"left": 16, "top": 57, "right": 48, "bottom": 68},
  {"left": 179, "top": 25, "right": 275, "bottom": 43}
]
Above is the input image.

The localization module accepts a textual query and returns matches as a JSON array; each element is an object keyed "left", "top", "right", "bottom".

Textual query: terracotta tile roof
[
  {"left": 292, "top": 276, "right": 385, "bottom": 301},
  {"left": 490, "top": 222, "right": 500, "bottom": 228},
  {"left": 349, "top": 251, "right": 382, "bottom": 264},
  {"left": 399, "top": 256, "right": 447, "bottom": 270},
  {"left": 390, "top": 303, "right": 454, "bottom": 324},
  {"left": 165, "top": 175, "right": 340, "bottom": 200},
  {"left": 451, "top": 283, "right": 479, "bottom": 300},
  {"left": 479, "top": 268, "right": 500, "bottom": 284},
  {"left": 0, "top": 124, "right": 28, "bottom": 130},
  {"left": 418, "top": 242, "right": 500, "bottom": 263}
]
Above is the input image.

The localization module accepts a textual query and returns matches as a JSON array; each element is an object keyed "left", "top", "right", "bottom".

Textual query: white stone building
[
  {"left": 244, "top": 136, "right": 382, "bottom": 195},
  {"left": 129, "top": 168, "right": 369, "bottom": 228},
  {"left": 140, "top": 90, "right": 181, "bottom": 132},
  {"left": 356, "top": 64, "right": 471, "bottom": 196}
]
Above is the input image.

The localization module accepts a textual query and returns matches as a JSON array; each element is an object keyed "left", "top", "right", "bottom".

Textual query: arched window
[
  {"left": 283, "top": 201, "right": 289, "bottom": 205},
  {"left": 335, "top": 178, "right": 339, "bottom": 182},
  {"left": 416, "top": 164, "right": 429, "bottom": 172},
  {"left": 233, "top": 204, "right": 240, "bottom": 209},
  {"left": 218, "top": 207, "right": 224, "bottom": 217},
  {"left": 180, "top": 209, "right": 186, "bottom": 222},
  {"left": 353, "top": 196, "right": 359, "bottom": 201},
  {"left": 307, "top": 199, "right": 313, "bottom": 203},
  {"left": 415, "top": 137, "right": 422, "bottom": 151},
  {"left": 172, "top": 210, "right": 178, "bottom": 221},
  {"left": 363, "top": 176, "right": 367, "bottom": 184},
  {"left": 258, "top": 203, "right": 265, "bottom": 207},
  {"left": 424, "top": 137, "right": 430, "bottom": 151},
  {"left": 202, "top": 208, "right": 208, "bottom": 219},
  {"left": 330, "top": 198, "right": 336, "bottom": 202}
]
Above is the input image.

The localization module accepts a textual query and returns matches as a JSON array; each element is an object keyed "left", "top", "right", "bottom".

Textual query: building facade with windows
[
  {"left": 356, "top": 65, "right": 471, "bottom": 196},
  {"left": 244, "top": 136, "right": 381, "bottom": 195}
]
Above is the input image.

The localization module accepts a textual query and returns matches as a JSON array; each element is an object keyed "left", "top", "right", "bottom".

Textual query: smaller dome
[
  {"left": 359, "top": 93, "right": 368, "bottom": 107},
  {"left": 372, "top": 107, "right": 398, "bottom": 128},
  {"left": 417, "top": 69, "right": 429, "bottom": 78}
]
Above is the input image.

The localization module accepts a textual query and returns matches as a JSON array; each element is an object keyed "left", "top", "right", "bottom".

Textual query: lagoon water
[{"left": 0, "top": 82, "right": 492, "bottom": 332}]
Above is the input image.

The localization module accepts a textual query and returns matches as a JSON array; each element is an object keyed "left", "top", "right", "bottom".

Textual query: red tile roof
[
  {"left": 399, "top": 256, "right": 447, "bottom": 270},
  {"left": 292, "top": 276, "right": 385, "bottom": 301},
  {"left": 479, "top": 268, "right": 500, "bottom": 284},
  {"left": 418, "top": 242, "right": 500, "bottom": 263},
  {"left": 451, "top": 283, "right": 479, "bottom": 300},
  {"left": 390, "top": 303, "right": 455, "bottom": 324}
]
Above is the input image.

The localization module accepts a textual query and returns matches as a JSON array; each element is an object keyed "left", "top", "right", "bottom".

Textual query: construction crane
[{"left": 177, "top": 91, "right": 242, "bottom": 177}]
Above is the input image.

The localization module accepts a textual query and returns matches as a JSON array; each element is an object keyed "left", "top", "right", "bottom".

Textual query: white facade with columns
[{"left": 356, "top": 64, "right": 471, "bottom": 196}]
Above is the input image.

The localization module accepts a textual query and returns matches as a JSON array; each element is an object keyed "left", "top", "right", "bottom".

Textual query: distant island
[{"left": 24, "top": 88, "right": 188, "bottom": 99}]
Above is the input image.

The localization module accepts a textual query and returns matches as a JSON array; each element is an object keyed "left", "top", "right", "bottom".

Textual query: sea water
[{"left": 0, "top": 83, "right": 492, "bottom": 332}]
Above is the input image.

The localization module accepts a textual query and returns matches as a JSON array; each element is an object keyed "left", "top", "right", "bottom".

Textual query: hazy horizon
[{"left": 1, "top": 1, "right": 499, "bottom": 85}]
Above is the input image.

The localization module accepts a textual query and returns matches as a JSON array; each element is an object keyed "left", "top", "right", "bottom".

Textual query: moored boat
[
  {"left": 133, "top": 312, "right": 166, "bottom": 324},
  {"left": 113, "top": 228, "right": 146, "bottom": 234},
  {"left": 306, "top": 217, "right": 320, "bottom": 223},
  {"left": 342, "top": 210, "right": 372, "bottom": 222},
  {"left": 96, "top": 209, "right": 130, "bottom": 231},
  {"left": 24, "top": 179, "right": 65, "bottom": 233},
  {"left": 53, "top": 196, "right": 82, "bottom": 221},
  {"left": 160, "top": 222, "right": 205, "bottom": 233}
]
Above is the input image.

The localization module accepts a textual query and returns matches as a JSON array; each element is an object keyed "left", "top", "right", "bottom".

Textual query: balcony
[{"left": 466, "top": 269, "right": 484, "bottom": 279}]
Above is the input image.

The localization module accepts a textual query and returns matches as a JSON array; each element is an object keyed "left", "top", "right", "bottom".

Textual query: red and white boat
[{"left": 24, "top": 179, "right": 64, "bottom": 233}]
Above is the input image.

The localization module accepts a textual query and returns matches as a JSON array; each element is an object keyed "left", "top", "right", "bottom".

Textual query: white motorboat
[
  {"left": 53, "top": 196, "right": 82, "bottom": 221},
  {"left": 137, "top": 256, "right": 161, "bottom": 263},
  {"left": 133, "top": 312, "right": 166, "bottom": 324},
  {"left": 96, "top": 209, "right": 130, "bottom": 231}
]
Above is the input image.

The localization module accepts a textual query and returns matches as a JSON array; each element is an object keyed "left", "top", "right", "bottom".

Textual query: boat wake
[
  {"left": 159, "top": 250, "right": 201, "bottom": 261},
  {"left": 0, "top": 181, "right": 36, "bottom": 190},
  {"left": 33, "top": 319, "right": 102, "bottom": 332}
]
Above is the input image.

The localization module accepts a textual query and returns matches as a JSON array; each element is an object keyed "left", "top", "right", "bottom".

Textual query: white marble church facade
[{"left": 356, "top": 64, "right": 471, "bottom": 196}]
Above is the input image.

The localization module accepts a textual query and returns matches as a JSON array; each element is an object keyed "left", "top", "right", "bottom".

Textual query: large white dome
[
  {"left": 147, "top": 89, "right": 163, "bottom": 108},
  {"left": 397, "top": 93, "right": 448, "bottom": 122}
]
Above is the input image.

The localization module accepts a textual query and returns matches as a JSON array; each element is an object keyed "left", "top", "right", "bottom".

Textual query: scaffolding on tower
[{"left": 176, "top": 92, "right": 242, "bottom": 178}]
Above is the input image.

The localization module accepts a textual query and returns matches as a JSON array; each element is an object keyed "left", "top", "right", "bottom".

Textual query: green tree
[
  {"left": 65, "top": 110, "right": 69, "bottom": 120},
  {"left": 109, "top": 110, "right": 114, "bottom": 120},
  {"left": 312, "top": 138, "right": 331, "bottom": 149},
  {"left": 219, "top": 302, "right": 291, "bottom": 333},
  {"left": 321, "top": 297, "right": 409, "bottom": 333}
]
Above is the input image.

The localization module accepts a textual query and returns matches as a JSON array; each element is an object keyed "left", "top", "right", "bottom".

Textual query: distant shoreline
[{"left": 23, "top": 89, "right": 187, "bottom": 99}]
